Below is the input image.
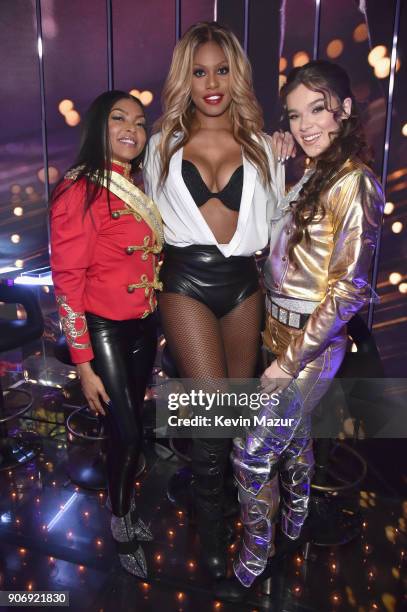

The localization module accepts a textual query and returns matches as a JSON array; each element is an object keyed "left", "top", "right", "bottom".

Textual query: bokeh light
[
  {"left": 389, "top": 272, "right": 402, "bottom": 285},
  {"left": 65, "top": 110, "right": 81, "bottom": 127},
  {"left": 13, "top": 207, "right": 24, "bottom": 216},
  {"left": 384, "top": 201, "right": 395, "bottom": 215},
  {"left": 353, "top": 23, "right": 368, "bottom": 43},
  {"left": 293, "top": 51, "right": 310, "bottom": 67},
  {"left": 11, "top": 234, "right": 21, "bottom": 244},
  {"left": 37, "top": 166, "right": 59, "bottom": 184},
  {"left": 398, "top": 283, "right": 407, "bottom": 294},
  {"left": 388, "top": 168, "right": 407, "bottom": 181},
  {"left": 130, "top": 89, "right": 154, "bottom": 106},
  {"left": 58, "top": 99, "right": 74, "bottom": 116},
  {"left": 279, "top": 56, "right": 287, "bottom": 71},
  {"left": 402, "top": 123, "right": 407, "bottom": 137},
  {"left": 139, "top": 91, "right": 153, "bottom": 106},
  {"left": 279, "top": 74, "right": 287, "bottom": 90},
  {"left": 326, "top": 39, "right": 344, "bottom": 59},
  {"left": 368, "top": 45, "right": 387, "bottom": 67},
  {"left": 391, "top": 221, "right": 403, "bottom": 234},
  {"left": 374, "top": 57, "right": 391, "bottom": 79},
  {"left": 15, "top": 260, "right": 24, "bottom": 268}
]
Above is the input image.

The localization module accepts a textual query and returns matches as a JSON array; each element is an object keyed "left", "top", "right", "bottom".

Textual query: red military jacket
[{"left": 50, "top": 162, "right": 163, "bottom": 364}]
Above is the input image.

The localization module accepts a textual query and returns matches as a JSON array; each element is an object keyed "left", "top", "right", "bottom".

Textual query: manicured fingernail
[
  {"left": 278, "top": 156, "right": 281, "bottom": 162},
  {"left": 286, "top": 155, "right": 290, "bottom": 161}
]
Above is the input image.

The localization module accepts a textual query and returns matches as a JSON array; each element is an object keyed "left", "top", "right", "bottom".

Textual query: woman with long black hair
[{"left": 50, "top": 90, "right": 163, "bottom": 579}]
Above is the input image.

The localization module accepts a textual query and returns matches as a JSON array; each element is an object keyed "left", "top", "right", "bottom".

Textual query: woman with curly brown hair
[
  {"left": 216, "top": 60, "right": 384, "bottom": 602},
  {"left": 143, "top": 22, "right": 291, "bottom": 579}
]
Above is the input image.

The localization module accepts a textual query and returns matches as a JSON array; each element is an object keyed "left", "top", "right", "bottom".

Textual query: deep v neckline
[{"left": 170, "top": 144, "right": 258, "bottom": 256}]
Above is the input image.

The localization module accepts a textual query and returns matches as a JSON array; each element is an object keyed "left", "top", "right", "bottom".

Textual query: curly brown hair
[{"left": 280, "top": 60, "right": 373, "bottom": 261}]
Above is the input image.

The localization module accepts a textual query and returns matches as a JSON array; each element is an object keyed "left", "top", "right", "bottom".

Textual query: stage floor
[{"left": 0, "top": 386, "right": 405, "bottom": 612}]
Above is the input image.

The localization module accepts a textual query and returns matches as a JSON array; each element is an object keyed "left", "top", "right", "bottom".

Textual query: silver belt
[{"left": 265, "top": 294, "right": 311, "bottom": 329}]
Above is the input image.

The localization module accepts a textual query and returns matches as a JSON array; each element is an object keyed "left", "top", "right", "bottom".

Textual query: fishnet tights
[{"left": 158, "top": 290, "right": 263, "bottom": 379}]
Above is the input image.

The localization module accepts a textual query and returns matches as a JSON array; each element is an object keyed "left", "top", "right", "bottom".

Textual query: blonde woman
[{"left": 144, "top": 21, "right": 292, "bottom": 579}]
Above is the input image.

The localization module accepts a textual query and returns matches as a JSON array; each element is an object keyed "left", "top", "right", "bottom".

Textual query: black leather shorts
[{"left": 159, "top": 244, "right": 260, "bottom": 319}]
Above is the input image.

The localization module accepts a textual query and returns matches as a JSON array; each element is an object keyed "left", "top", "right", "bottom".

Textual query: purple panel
[
  {"left": 249, "top": 1, "right": 281, "bottom": 132},
  {"left": 370, "top": 2, "right": 407, "bottom": 376},
  {"left": 181, "top": 0, "right": 216, "bottom": 34},
  {"left": 0, "top": 1, "right": 46, "bottom": 273},
  {"left": 279, "top": 0, "right": 315, "bottom": 67},
  {"left": 112, "top": 0, "right": 176, "bottom": 126},
  {"left": 278, "top": 0, "right": 316, "bottom": 183},
  {"left": 319, "top": 0, "right": 397, "bottom": 174},
  {"left": 42, "top": 0, "right": 108, "bottom": 181}
]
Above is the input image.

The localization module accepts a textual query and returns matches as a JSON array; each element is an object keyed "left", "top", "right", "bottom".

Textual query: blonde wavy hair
[{"left": 155, "top": 21, "right": 271, "bottom": 186}]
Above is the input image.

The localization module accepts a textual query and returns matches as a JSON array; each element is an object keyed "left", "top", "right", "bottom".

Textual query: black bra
[{"left": 182, "top": 159, "right": 243, "bottom": 212}]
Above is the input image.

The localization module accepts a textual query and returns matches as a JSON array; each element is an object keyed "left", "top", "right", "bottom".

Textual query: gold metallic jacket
[{"left": 263, "top": 159, "right": 384, "bottom": 378}]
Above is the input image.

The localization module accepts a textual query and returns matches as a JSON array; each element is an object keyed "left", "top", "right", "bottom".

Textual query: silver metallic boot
[
  {"left": 233, "top": 473, "right": 280, "bottom": 587},
  {"left": 231, "top": 382, "right": 303, "bottom": 587},
  {"left": 280, "top": 437, "right": 314, "bottom": 539},
  {"left": 111, "top": 510, "right": 148, "bottom": 579},
  {"left": 106, "top": 494, "right": 153, "bottom": 542}
]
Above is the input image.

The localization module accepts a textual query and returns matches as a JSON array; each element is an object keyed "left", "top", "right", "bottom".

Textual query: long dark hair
[
  {"left": 280, "top": 60, "right": 373, "bottom": 261},
  {"left": 52, "top": 90, "right": 146, "bottom": 212}
]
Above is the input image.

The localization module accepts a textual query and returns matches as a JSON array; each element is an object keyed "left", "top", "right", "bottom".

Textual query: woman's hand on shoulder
[
  {"left": 77, "top": 362, "right": 110, "bottom": 416},
  {"left": 270, "top": 131, "right": 296, "bottom": 163},
  {"left": 260, "top": 359, "right": 293, "bottom": 394}
]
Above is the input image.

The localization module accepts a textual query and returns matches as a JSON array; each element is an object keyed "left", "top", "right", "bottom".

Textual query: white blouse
[{"left": 143, "top": 132, "right": 284, "bottom": 258}]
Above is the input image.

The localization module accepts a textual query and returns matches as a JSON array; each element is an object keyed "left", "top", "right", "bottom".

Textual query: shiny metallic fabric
[
  {"left": 280, "top": 437, "right": 314, "bottom": 539},
  {"left": 233, "top": 474, "right": 279, "bottom": 588},
  {"left": 118, "top": 546, "right": 148, "bottom": 579},
  {"left": 111, "top": 512, "right": 148, "bottom": 579},
  {"left": 232, "top": 160, "right": 383, "bottom": 589},
  {"left": 233, "top": 314, "right": 347, "bottom": 588},
  {"left": 264, "top": 159, "right": 384, "bottom": 377},
  {"left": 232, "top": 382, "right": 305, "bottom": 588},
  {"left": 106, "top": 495, "right": 153, "bottom": 542},
  {"left": 133, "top": 517, "right": 154, "bottom": 542},
  {"left": 232, "top": 382, "right": 304, "bottom": 497}
]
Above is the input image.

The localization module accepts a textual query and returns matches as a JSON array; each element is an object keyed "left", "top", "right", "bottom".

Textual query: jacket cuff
[
  {"left": 69, "top": 345, "right": 94, "bottom": 365},
  {"left": 56, "top": 295, "right": 94, "bottom": 365},
  {"left": 277, "top": 355, "right": 299, "bottom": 378}
]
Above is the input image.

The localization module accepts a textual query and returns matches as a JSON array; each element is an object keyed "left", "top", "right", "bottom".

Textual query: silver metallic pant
[{"left": 233, "top": 315, "right": 347, "bottom": 587}]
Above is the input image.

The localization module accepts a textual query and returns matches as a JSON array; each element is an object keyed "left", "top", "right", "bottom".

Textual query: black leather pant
[{"left": 86, "top": 312, "right": 157, "bottom": 517}]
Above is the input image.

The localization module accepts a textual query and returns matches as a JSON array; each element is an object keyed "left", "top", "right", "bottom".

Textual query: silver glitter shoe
[
  {"left": 111, "top": 512, "right": 148, "bottom": 579},
  {"left": 106, "top": 495, "right": 153, "bottom": 542}
]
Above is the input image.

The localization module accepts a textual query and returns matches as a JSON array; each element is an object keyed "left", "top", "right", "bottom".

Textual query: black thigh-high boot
[{"left": 191, "top": 437, "right": 231, "bottom": 579}]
